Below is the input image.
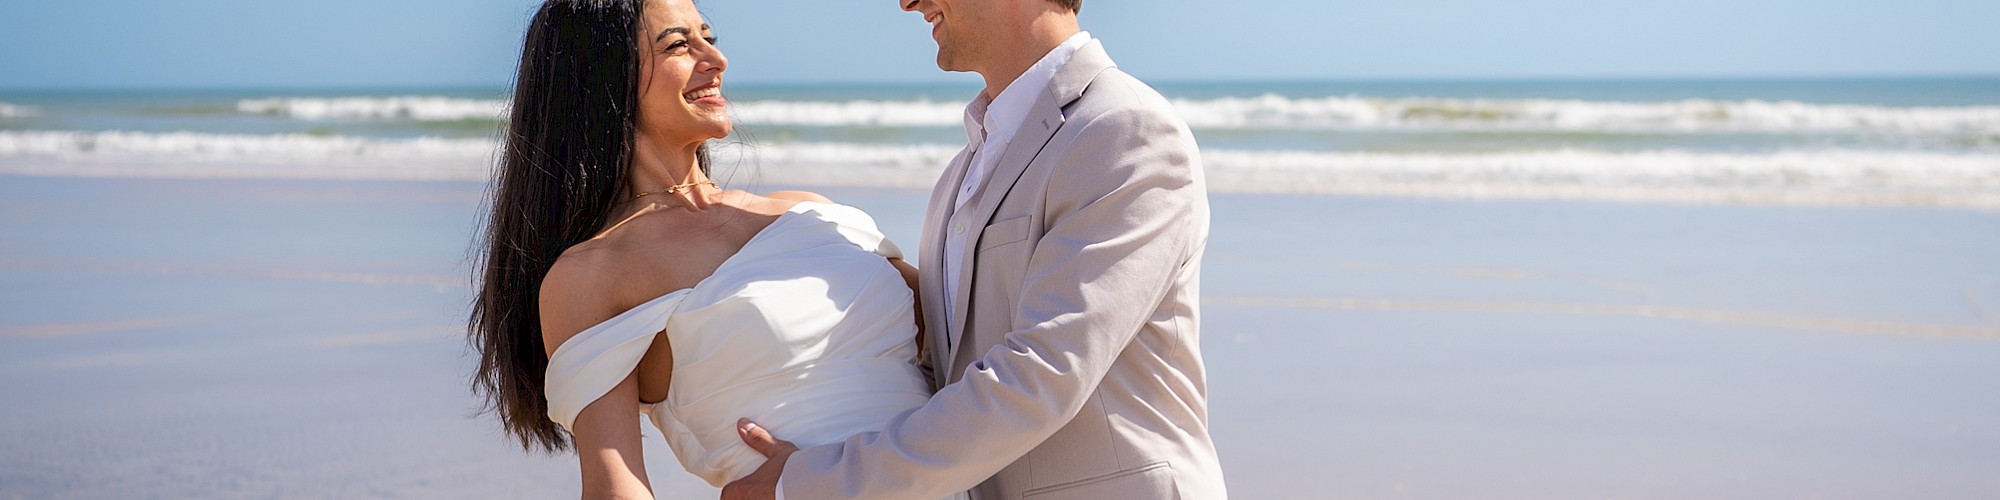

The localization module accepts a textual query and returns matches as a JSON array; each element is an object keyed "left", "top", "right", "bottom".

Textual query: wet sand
[{"left": 1, "top": 175, "right": 1996, "bottom": 498}]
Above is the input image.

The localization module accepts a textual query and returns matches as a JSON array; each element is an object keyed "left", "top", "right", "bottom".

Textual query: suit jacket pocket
[
  {"left": 977, "top": 216, "right": 1031, "bottom": 253},
  {"left": 1021, "top": 461, "right": 1178, "bottom": 500}
]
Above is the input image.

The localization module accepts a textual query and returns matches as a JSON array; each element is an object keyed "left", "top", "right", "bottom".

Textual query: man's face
[{"left": 900, "top": 0, "right": 1003, "bottom": 73}]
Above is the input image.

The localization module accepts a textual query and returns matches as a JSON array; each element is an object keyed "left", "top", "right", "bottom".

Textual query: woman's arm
[
  {"left": 569, "top": 374, "right": 654, "bottom": 500},
  {"left": 542, "top": 256, "right": 655, "bottom": 500}
]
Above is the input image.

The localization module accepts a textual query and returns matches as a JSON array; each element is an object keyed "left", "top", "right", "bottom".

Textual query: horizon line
[{"left": 4, "top": 73, "right": 1997, "bottom": 93}]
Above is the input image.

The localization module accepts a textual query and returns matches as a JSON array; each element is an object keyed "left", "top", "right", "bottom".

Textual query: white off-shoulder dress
[{"left": 544, "top": 201, "right": 932, "bottom": 487}]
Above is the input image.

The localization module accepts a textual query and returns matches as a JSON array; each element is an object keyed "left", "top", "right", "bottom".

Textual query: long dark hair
[{"left": 469, "top": 0, "right": 710, "bottom": 453}]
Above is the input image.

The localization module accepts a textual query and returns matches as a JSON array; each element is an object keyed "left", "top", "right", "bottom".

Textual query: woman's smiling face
[{"left": 635, "top": 0, "right": 730, "bottom": 147}]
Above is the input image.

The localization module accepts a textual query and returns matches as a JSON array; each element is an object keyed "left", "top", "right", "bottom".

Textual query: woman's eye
[
  {"left": 665, "top": 41, "right": 688, "bottom": 52},
  {"left": 704, "top": 36, "right": 719, "bottom": 46}
]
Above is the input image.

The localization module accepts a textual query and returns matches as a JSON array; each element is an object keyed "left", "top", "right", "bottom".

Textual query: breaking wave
[
  {"left": 726, "top": 95, "right": 2000, "bottom": 134},
  {"left": 1169, "top": 95, "right": 2000, "bottom": 134},
  {"left": 232, "top": 95, "right": 2000, "bottom": 135},
  {"left": 237, "top": 97, "right": 508, "bottom": 121},
  {"left": 727, "top": 99, "right": 966, "bottom": 127},
  {"left": 0, "top": 103, "right": 35, "bottom": 118},
  {"left": 0, "top": 130, "right": 494, "bottom": 180},
  {"left": 3, "top": 130, "right": 1996, "bottom": 207}
]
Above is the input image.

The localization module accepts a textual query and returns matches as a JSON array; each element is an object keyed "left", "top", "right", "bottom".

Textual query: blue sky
[{"left": 1, "top": 0, "right": 1995, "bottom": 89}]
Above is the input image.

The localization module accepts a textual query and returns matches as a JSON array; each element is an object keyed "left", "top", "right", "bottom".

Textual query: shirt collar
[{"left": 963, "top": 31, "right": 1093, "bottom": 147}]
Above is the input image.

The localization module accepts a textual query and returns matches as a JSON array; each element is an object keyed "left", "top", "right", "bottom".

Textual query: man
[{"left": 724, "top": 0, "right": 1225, "bottom": 497}]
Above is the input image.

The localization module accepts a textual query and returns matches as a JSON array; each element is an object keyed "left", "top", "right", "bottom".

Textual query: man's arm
[{"left": 733, "top": 104, "right": 1202, "bottom": 499}]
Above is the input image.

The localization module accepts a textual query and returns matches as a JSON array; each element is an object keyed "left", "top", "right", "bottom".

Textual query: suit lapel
[
  {"left": 941, "top": 103, "right": 1062, "bottom": 373},
  {"left": 941, "top": 40, "right": 1118, "bottom": 374}
]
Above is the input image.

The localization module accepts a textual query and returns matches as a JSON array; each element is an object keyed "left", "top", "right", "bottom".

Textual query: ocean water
[{"left": 2, "top": 78, "right": 1998, "bottom": 206}]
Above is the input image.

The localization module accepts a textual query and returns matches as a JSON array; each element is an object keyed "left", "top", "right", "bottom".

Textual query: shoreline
[{"left": 5, "top": 163, "right": 1998, "bottom": 211}]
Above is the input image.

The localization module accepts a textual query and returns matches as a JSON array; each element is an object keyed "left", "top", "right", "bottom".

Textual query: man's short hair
[{"left": 1051, "top": 0, "right": 1080, "bottom": 13}]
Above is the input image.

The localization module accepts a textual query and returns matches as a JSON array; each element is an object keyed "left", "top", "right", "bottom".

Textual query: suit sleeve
[{"left": 778, "top": 102, "right": 1204, "bottom": 499}]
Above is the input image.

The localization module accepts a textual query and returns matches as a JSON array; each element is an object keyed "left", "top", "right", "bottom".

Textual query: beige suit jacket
[{"left": 781, "top": 40, "right": 1226, "bottom": 499}]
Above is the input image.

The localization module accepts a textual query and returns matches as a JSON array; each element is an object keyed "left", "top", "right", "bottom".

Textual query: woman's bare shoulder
[
  {"left": 765, "top": 190, "right": 833, "bottom": 204},
  {"left": 537, "top": 245, "right": 628, "bottom": 357},
  {"left": 538, "top": 208, "right": 673, "bottom": 356}
]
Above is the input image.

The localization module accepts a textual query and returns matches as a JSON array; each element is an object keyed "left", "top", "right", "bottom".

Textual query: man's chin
[{"left": 936, "top": 55, "right": 972, "bottom": 73}]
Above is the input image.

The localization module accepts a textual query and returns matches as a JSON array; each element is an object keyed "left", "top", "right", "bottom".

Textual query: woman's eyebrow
[
  {"left": 654, "top": 24, "right": 710, "bottom": 43},
  {"left": 654, "top": 26, "right": 688, "bottom": 43}
]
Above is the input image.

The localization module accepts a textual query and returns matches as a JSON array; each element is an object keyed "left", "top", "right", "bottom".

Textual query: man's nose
[{"left": 900, "top": 0, "right": 920, "bottom": 12}]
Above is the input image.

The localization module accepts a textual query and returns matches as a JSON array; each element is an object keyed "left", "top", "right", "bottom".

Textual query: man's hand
[{"left": 721, "top": 418, "right": 798, "bottom": 500}]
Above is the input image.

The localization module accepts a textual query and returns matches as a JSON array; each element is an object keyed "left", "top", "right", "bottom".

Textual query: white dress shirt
[{"left": 940, "top": 31, "right": 1093, "bottom": 336}]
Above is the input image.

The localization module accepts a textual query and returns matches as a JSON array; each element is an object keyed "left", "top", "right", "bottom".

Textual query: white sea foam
[
  {"left": 0, "top": 131, "right": 494, "bottom": 180},
  {"left": 726, "top": 99, "right": 967, "bottom": 127},
  {"left": 0, "top": 103, "right": 35, "bottom": 118},
  {"left": 1192, "top": 148, "right": 2000, "bottom": 207},
  {"left": 727, "top": 96, "right": 2000, "bottom": 134},
  {"left": 729, "top": 96, "right": 2000, "bottom": 134},
  {"left": 1169, "top": 95, "right": 2000, "bottom": 134},
  {"left": 237, "top": 97, "right": 508, "bottom": 121},
  {"left": 733, "top": 143, "right": 2000, "bottom": 207},
  {"left": 712, "top": 141, "right": 964, "bottom": 170},
  {"left": 232, "top": 95, "right": 2000, "bottom": 134},
  {"left": 234, "top": 95, "right": 965, "bottom": 125},
  {"left": 4, "top": 131, "right": 1997, "bottom": 207}
]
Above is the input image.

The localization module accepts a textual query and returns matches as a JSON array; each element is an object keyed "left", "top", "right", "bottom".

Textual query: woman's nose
[{"left": 700, "top": 46, "right": 728, "bottom": 74}]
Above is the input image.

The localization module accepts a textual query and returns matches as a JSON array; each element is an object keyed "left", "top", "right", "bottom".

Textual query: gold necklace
[{"left": 630, "top": 181, "right": 718, "bottom": 201}]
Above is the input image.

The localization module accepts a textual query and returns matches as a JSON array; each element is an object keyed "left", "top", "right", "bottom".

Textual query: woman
[{"left": 468, "top": 0, "right": 933, "bottom": 496}]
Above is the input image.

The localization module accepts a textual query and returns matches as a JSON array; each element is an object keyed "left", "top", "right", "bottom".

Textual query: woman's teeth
[{"left": 684, "top": 87, "right": 720, "bottom": 102}]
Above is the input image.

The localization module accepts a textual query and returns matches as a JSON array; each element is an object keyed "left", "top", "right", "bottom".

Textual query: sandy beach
[{"left": 2, "top": 173, "right": 1996, "bottom": 498}]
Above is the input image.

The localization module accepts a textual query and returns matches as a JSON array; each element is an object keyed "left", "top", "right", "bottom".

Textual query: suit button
[{"left": 952, "top": 223, "right": 966, "bottom": 235}]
